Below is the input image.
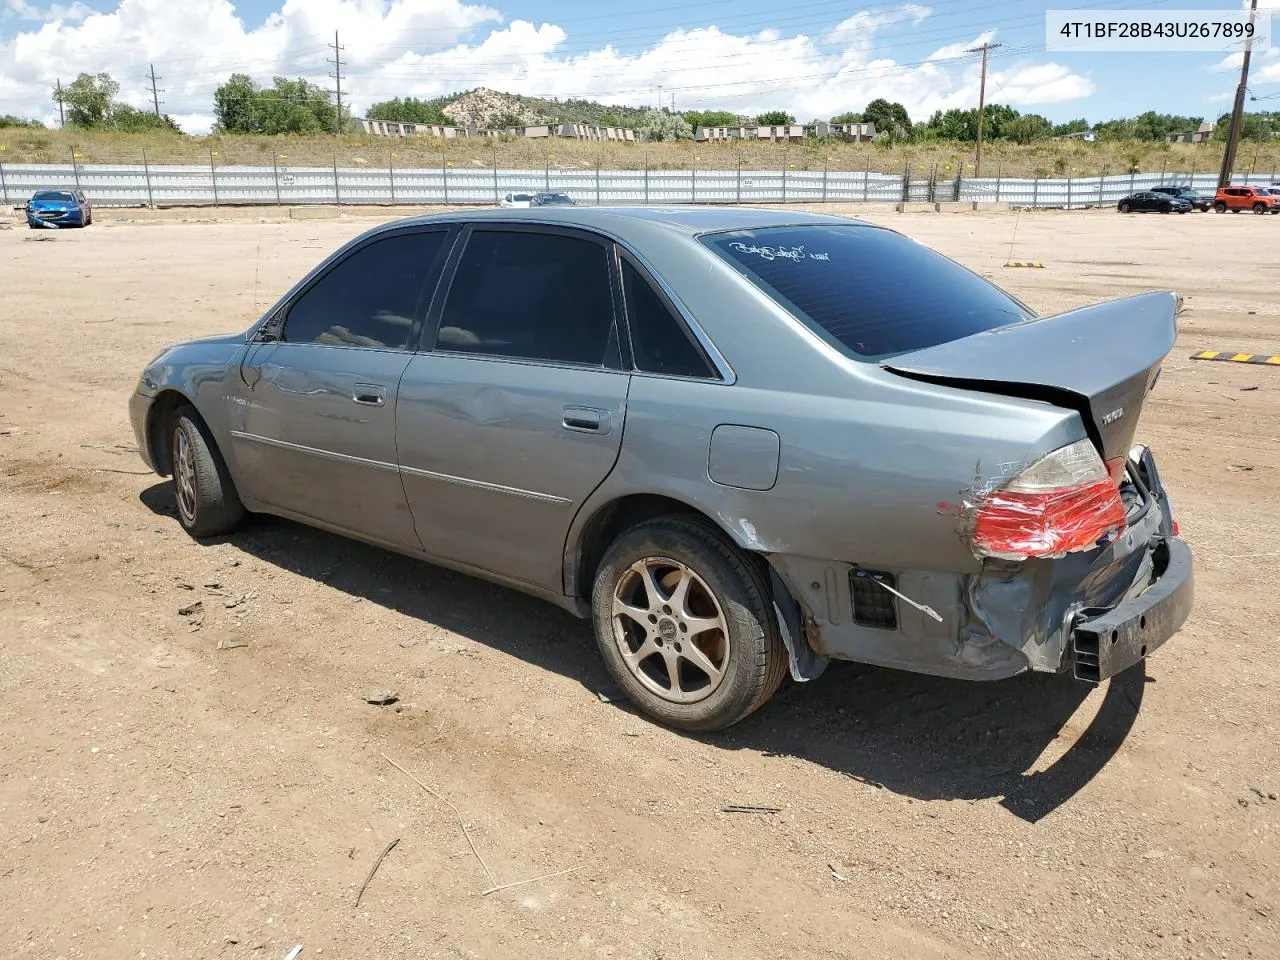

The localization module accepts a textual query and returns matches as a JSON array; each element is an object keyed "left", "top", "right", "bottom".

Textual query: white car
[{"left": 499, "top": 191, "right": 537, "bottom": 208}]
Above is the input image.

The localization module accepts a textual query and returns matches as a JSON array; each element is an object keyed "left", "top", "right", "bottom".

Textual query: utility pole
[
  {"left": 328, "top": 30, "right": 346, "bottom": 136},
  {"left": 146, "top": 63, "right": 164, "bottom": 117},
  {"left": 55, "top": 78, "right": 65, "bottom": 128},
  {"left": 1218, "top": 0, "right": 1259, "bottom": 187},
  {"left": 965, "top": 40, "right": 1001, "bottom": 178}
]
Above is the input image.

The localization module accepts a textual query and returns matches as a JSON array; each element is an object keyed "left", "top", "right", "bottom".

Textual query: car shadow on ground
[{"left": 141, "top": 484, "right": 1146, "bottom": 825}]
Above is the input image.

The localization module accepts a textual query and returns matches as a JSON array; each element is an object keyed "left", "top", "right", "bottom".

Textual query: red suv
[{"left": 1213, "top": 185, "right": 1279, "bottom": 214}]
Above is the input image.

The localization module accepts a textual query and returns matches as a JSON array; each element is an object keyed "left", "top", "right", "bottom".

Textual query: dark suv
[{"left": 1152, "top": 185, "right": 1211, "bottom": 212}]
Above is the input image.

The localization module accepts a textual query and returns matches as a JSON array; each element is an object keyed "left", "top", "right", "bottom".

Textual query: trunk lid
[{"left": 881, "top": 291, "right": 1179, "bottom": 461}]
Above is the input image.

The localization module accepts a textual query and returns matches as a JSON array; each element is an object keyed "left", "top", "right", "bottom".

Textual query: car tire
[
  {"left": 1214, "top": 202, "right": 1227, "bottom": 213},
  {"left": 1254, "top": 203, "right": 1268, "bottom": 215},
  {"left": 591, "top": 517, "right": 788, "bottom": 732},
  {"left": 1118, "top": 202, "right": 1130, "bottom": 213},
  {"left": 169, "top": 405, "right": 246, "bottom": 539},
  {"left": 1159, "top": 204, "right": 1171, "bottom": 214}
]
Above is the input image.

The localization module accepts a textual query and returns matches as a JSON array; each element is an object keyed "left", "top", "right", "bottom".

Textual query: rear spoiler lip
[
  {"left": 880, "top": 290, "right": 1179, "bottom": 461},
  {"left": 879, "top": 290, "right": 1179, "bottom": 394}
]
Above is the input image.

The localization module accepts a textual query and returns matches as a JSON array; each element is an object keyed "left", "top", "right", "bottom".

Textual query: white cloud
[
  {"left": 927, "top": 29, "right": 996, "bottom": 64},
  {"left": 0, "top": 0, "right": 1096, "bottom": 133},
  {"left": 826, "top": 4, "right": 930, "bottom": 47},
  {"left": 5, "top": 0, "right": 92, "bottom": 20}
]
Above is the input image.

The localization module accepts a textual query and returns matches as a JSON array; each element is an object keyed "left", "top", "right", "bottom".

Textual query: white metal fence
[{"left": 3, "top": 161, "right": 1278, "bottom": 209}]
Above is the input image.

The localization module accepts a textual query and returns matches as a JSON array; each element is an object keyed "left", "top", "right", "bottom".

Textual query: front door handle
[
  {"left": 353, "top": 383, "right": 387, "bottom": 406},
  {"left": 562, "top": 406, "right": 609, "bottom": 434}
]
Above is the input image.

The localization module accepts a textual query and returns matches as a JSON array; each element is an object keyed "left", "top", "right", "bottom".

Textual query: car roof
[{"left": 384, "top": 205, "right": 872, "bottom": 238}]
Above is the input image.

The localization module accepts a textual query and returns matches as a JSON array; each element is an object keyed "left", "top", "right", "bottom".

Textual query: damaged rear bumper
[
  {"left": 1071, "top": 536, "right": 1193, "bottom": 682},
  {"left": 767, "top": 444, "right": 1193, "bottom": 684}
]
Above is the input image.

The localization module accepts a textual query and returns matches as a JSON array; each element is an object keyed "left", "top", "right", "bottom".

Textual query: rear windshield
[
  {"left": 33, "top": 191, "right": 75, "bottom": 202},
  {"left": 702, "top": 225, "right": 1032, "bottom": 360}
]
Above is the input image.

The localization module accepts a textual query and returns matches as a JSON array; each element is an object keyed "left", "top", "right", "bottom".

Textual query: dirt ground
[{"left": 2, "top": 205, "right": 1278, "bottom": 960}]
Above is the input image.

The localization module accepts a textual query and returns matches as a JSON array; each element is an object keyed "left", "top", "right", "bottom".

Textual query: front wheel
[
  {"left": 1118, "top": 202, "right": 1131, "bottom": 213},
  {"left": 170, "top": 406, "right": 245, "bottom": 538},
  {"left": 591, "top": 517, "right": 788, "bottom": 731},
  {"left": 1214, "top": 201, "right": 1227, "bottom": 213},
  {"left": 1254, "top": 203, "right": 1268, "bottom": 215}
]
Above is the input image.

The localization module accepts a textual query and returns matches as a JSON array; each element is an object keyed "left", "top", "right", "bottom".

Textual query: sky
[{"left": 2, "top": 0, "right": 1279, "bottom": 133}]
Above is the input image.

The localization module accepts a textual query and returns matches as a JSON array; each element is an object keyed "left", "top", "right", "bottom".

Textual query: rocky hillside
[
  {"left": 437, "top": 88, "right": 648, "bottom": 129},
  {"left": 441, "top": 88, "right": 554, "bottom": 127}
]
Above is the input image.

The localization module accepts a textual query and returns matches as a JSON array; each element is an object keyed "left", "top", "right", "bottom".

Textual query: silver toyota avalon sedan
[{"left": 129, "top": 207, "right": 1193, "bottom": 730}]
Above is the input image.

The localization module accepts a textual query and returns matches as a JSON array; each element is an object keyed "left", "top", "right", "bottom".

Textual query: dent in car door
[
  {"left": 396, "top": 225, "right": 629, "bottom": 591},
  {"left": 232, "top": 227, "right": 452, "bottom": 549}
]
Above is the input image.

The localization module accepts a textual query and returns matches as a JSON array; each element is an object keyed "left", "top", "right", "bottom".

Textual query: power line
[
  {"left": 147, "top": 63, "right": 165, "bottom": 117},
  {"left": 328, "top": 30, "right": 346, "bottom": 136}
]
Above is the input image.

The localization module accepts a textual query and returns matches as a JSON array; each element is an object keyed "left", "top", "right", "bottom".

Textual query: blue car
[{"left": 26, "top": 189, "right": 93, "bottom": 229}]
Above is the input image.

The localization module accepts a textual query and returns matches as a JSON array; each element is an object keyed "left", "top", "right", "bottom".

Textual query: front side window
[
  {"left": 703, "top": 225, "right": 1032, "bottom": 361},
  {"left": 620, "top": 259, "right": 715, "bottom": 379},
  {"left": 283, "top": 231, "right": 446, "bottom": 349},
  {"left": 436, "top": 230, "right": 616, "bottom": 366}
]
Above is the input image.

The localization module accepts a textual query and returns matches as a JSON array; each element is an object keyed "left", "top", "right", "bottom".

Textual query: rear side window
[
  {"left": 436, "top": 230, "right": 617, "bottom": 366},
  {"left": 621, "top": 259, "right": 715, "bottom": 379},
  {"left": 284, "top": 231, "right": 446, "bottom": 349},
  {"left": 703, "top": 225, "right": 1032, "bottom": 360}
]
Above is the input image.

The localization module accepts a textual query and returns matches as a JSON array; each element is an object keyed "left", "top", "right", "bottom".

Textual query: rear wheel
[
  {"left": 591, "top": 517, "right": 787, "bottom": 731},
  {"left": 170, "top": 405, "right": 245, "bottom": 538},
  {"left": 1214, "top": 201, "right": 1227, "bottom": 213}
]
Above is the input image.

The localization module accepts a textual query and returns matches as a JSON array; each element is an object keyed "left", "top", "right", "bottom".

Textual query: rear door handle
[
  {"left": 353, "top": 383, "right": 387, "bottom": 406},
  {"left": 562, "top": 406, "right": 609, "bottom": 433}
]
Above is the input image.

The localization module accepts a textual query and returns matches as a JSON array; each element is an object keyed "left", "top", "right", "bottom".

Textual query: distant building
[
  {"left": 695, "top": 121, "right": 875, "bottom": 143},
  {"left": 808, "top": 121, "right": 877, "bottom": 141},
  {"left": 1166, "top": 121, "right": 1216, "bottom": 144},
  {"left": 357, "top": 117, "right": 634, "bottom": 143},
  {"left": 1055, "top": 129, "right": 1097, "bottom": 142}
]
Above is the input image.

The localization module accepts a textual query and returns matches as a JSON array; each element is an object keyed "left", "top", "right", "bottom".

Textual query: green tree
[
  {"left": 1052, "top": 118, "right": 1090, "bottom": 136},
  {"left": 829, "top": 111, "right": 863, "bottom": 124},
  {"left": 0, "top": 115, "right": 43, "bottom": 128},
  {"left": 365, "top": 96, "right": 448, "bottom": 125},
  {"left": 1213, "top": 111, "right": 1278, "bottom": 142},
  {"left": 862, "top": 98, "right": 912, "bottom": 137},
  {"left": 636, "top": 109, "right": 693, "bottom": 141},
  {"left": 755, "top": 110, "right": 795, "bottom": 126},
  {"left": 54, "top": 72, "right": 118, "bottom": 128},
  {"left": 212, "top": 75, "right": 336, "bottom": 134},
  {"left": 1006, "top": 113, "right": 1053, "bottom": 145},
  {"left": 683, "top": 110, "right": 740, "bottom": 129},
  {"left": 110, "top": 104, "right": 181, "bottom": 133}
]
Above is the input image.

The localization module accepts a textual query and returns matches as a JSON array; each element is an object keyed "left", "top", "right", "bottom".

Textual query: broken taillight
[{"left": 973, "top": 439, "right": 1128, "bottom": 560}]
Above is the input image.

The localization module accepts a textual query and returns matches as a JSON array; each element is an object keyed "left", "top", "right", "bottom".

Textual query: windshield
[
  {"left": 702, "top": 224, "right": 1032, "bottom": 360},
  {"left": 513, "top": 194, "right": 533, "bottom": 201},
  {"left": 536, "top": 193, "right": 573, "bottom": 204},
  {"left": 33, "top": 191, "right": 75, "bottom": 202}
]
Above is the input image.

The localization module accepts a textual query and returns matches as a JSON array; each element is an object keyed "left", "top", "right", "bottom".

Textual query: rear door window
[
  {"left": 702, "top": 225, "right": 1031, "bottom": 360},
  {"left": 435, "top": 229, "right": 619, "bottom": 366},
  {"left": 620, "top": 257, "right": 715, "bottom": 379},
  {"left": 283, "top": 230, "right": 448, "bottom": 349}
]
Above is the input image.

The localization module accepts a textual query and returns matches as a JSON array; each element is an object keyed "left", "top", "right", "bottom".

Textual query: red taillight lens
[{"left": 973, "top": 440, "right": 1128, "bottom": 560}]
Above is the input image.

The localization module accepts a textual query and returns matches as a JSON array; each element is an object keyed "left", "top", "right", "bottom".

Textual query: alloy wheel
[
  {"left": 173, "top": 425, "right": 198, "bottom": 525},
  {"left": 611, "top": 557, "right": 730, "bottom": 704}
]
